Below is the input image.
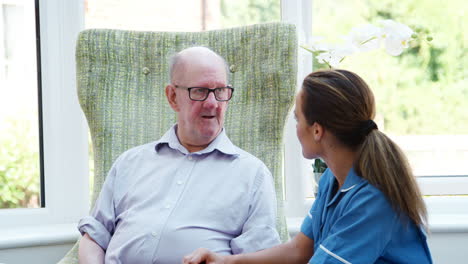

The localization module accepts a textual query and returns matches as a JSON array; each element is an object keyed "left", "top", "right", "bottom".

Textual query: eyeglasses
[{"left": 174, "top": 85, "right": 234, "bottom": 101}]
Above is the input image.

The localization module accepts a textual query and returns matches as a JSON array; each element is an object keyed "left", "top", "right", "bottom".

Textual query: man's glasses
[{"left": 175, "top": 85, "right": 234, "bottom": 101}]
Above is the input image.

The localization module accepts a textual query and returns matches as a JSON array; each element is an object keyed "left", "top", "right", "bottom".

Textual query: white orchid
[
  {"left": 379, "top": 19, "right": 415, "bottom": 56},
  {"left": 347, "top": 23, "right": 382, "bottom": 52},
  {"left": 301, "top": 36, "right": 330, "bottom": 53},
  {"left": 303, "top": 19, "right": 417, "bottom": 68},
  {"left": 317, "top": 42, "right": 356, "bottom": 68}
]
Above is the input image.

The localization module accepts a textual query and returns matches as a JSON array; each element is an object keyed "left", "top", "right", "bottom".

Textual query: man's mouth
[{"left": 202, "top": 115, "right": 216, "bottom": 119}]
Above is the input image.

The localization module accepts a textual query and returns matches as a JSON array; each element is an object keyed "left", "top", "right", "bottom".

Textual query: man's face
[{"left": 169, "top": 59, "right": 228, "bottom": 150}]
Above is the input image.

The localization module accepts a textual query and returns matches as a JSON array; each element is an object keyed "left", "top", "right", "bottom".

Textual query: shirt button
[
  {"left": 177, "top": 180, "right": 183, "bottom": 185},
  {"left": 187, "top": 155, "right": 193, "bottom": 161},
  {"left": 151, "top": 231, "right": 157, "bottom": 237}
]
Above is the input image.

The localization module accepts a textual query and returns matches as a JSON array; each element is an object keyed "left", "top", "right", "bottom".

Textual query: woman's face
[{"left": 294, "top": 90, "right": 319, "bottom": 159}]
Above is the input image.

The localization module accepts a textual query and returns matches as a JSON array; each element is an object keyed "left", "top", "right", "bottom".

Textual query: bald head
[{"left": 169, "top": 47, "right": 229, "bottom": 84}]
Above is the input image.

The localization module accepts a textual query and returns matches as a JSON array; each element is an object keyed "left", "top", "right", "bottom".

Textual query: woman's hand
[{"left": 183, "top": 248, "right": 227, "bottom": 264}]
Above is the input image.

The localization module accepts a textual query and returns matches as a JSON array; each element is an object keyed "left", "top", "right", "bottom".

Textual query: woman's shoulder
[
  {"left": 354, "top": 179, "right": 385, "bottom": 197},
  {"left": 344, "top": 178, "right": 395, "bottom": 215}
]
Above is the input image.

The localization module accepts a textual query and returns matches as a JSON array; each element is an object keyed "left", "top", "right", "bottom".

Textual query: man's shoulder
[
  {"left": 231, "top": 145, "right": 256, "bottom": 160},
  {"left": 230, "top": 145, "right": 269, "bottom": 170},
  {"left": 116, "top": 141, "right": 159, "bottom": 163}
]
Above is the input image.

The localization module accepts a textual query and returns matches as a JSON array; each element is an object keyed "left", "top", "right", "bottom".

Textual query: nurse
[{"left": 183, "top": 69, "right": 433, "bottom": 264}]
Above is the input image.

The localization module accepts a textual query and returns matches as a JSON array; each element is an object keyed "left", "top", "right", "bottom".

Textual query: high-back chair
[{"left": 58, "top": 22, "right": 297, "bottom": 263}]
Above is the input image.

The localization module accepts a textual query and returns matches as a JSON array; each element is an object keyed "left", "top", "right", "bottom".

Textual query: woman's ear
[
  {"left": 312, "top": 122, "right": 324, "bottom": 142},
  {"left": 165, "top": 84, "right": 179, "bottom": 112}
]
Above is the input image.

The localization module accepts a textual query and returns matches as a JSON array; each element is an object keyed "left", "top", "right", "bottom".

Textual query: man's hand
[{"left": 182, "top": 248, "right": 227, "bottom": 264}]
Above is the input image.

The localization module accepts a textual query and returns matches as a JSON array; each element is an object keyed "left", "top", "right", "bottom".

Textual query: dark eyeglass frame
[{"left": 174, "top": 85, "right": 234, "bottom": 102}]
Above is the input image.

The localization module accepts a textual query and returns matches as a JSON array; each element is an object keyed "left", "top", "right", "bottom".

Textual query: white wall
[{"left": 428, "top": 232, "right": 468, "bottom": 263}]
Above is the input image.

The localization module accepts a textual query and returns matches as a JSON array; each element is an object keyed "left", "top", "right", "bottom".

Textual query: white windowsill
[
  {"left": 0, "top": 223, "right": 80, "bottom": 250},
  {"left": 426, "top": 214, "right": 468, "bottom": 233}
]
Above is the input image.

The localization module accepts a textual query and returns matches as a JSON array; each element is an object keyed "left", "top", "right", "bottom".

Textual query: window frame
[
  {"left": 281, "top": 0, "right": 468, "bottom": 219},
  {"left": 0, "top": 0, "right": 88, "bottom": 229}
]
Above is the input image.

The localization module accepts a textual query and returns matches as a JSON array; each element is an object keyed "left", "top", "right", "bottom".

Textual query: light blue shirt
[
  {"left": 301, "top": 168, "right": 433, "bottom": 264},
  {"left": 78, "top": 125, "right": 280, "bottom": 264}
]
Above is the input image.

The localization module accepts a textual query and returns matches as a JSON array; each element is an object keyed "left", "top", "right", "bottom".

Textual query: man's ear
[{"left": 165, "top": 84, "right": 179, "bottom": 111}]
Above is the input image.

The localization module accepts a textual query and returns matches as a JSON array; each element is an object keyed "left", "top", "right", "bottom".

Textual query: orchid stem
[{"left": 360, "top": 36, "right": 377, "bottom": 45}]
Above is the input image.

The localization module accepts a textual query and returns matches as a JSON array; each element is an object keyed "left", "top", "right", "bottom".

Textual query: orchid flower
[
  {"left": 301, "top": 36, "right": 329, "bottom": 53},
  {"left": 316, "top": 42, "right": 355, "bottom": 68},
  {"left": 347, "top": 23, "right": 382, "bottom": 52},
  {"left": 379, "top": 19, "right": 415, "bottom": 56},
  {"left": 303, "top": 19, "right": 418, "bottom": 68}
]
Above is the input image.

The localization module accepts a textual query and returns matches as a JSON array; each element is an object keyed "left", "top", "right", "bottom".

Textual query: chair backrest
[{"left": 58, "top": 22, "right": 297, "bottom": 263}]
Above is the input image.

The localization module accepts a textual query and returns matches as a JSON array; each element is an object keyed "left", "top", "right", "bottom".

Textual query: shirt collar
[
  {"left": 155, "top": 124, "right": 240, "bottom": 157},
  {"left": 326, "top": 167, "right": 364, "bottom": 207}
]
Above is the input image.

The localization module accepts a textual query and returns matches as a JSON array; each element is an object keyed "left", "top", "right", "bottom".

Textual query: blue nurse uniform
[{"left": 301, "top": 168, "right": 432, "bottom": 264}]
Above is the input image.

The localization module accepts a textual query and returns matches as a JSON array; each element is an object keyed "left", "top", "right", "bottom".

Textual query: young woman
[{"left": 183, "top": 69, "right": 433, "bottom": 264}]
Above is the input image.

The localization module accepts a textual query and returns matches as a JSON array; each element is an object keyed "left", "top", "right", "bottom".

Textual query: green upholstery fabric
[{"left": 58, "top": 22, "right": 297, "bottom": 264}]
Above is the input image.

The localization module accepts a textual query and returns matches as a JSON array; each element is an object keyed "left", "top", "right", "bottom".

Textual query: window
[
  {"left": 1, "top": 0, "right": 464, "bottom": 231},
  {"left": 0, "top": 0, "right": 41, "bottom": 209},
  {"left": 85, "top": 0, "right": 280, "bottom": 31},
  {"left": 281, "top": 0, "right": 468, "bottom": 218},
  {"left": 305, "top": 0, "right": 468, "bottom": 197},
  {"left": 0, "top": 0, "right": 88, "bottom": 229}
]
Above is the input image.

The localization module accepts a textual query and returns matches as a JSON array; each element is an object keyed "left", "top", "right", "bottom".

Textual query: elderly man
[{"left": 78, "top": 47, "right": 281, "bottom": 263}]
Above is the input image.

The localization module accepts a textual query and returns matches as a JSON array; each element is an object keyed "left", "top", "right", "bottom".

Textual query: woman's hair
[{"left": 301, "top": 69, "right": 427, "bottom": 228}]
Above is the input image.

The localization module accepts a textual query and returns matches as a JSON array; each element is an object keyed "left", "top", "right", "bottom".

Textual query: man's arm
[
  {"left": 78, "top": 155, "right": 121, "bottom": 263},
  {"left": 79, "top": 233, "right": 105, "bottom": 264},
  {"left": 230, "top": 165, "right": 281, "bottom": 253}
]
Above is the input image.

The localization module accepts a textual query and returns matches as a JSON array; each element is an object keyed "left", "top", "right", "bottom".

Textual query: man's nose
[{"left": 203, "top": 91, "right": 218, "bottom": 108}]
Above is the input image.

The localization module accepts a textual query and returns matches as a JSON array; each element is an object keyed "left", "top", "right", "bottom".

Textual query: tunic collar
[{"left": 326, "top": 167, "right": 365, "bottom": 207}]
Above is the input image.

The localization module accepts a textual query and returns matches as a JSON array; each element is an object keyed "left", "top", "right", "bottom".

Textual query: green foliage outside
[{"left": 0, "top": 117, "right": 40, "bottom": 208}]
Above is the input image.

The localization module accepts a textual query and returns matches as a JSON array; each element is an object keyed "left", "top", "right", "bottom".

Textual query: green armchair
[{"left": 58, "top": 22, "right": 297, "bottom": 263}]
